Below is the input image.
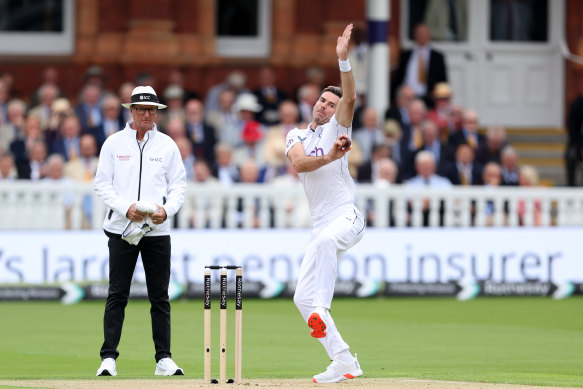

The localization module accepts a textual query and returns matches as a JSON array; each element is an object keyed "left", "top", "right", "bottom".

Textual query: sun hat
[
  {"left": 233, "top": 93, "right": 262, "bottom": 113},
  {"left": 121, "top": 86, "right": 168, "bottom": 109}
]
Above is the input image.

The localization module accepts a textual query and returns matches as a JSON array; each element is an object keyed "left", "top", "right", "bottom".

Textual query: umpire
[{"left": 94, "top": 86, "right": 186, "bottom": 376}]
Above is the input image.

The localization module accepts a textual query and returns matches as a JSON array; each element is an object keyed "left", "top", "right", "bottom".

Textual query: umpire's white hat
[{"left": 121, "top": 86, "right": 167, "bottom": 109}]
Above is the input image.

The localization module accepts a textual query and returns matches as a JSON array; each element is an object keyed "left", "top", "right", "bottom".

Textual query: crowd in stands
[{"left": 0, "top": 24, "right": 545, "bottom": 228}]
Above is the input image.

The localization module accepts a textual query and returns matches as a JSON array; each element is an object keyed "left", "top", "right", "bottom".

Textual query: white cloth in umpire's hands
[{"left": 122, "top": 201, "right": 159, "bottom": 245}]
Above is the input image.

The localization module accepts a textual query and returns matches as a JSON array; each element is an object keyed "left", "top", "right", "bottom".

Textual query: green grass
[{"left": 0, "top": 297, "right": 582, "bottom": 387}]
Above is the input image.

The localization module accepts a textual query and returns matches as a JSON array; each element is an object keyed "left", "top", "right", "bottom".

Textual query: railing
[{"left": 1, "top": 181, "right": 583, "bottom": 230}]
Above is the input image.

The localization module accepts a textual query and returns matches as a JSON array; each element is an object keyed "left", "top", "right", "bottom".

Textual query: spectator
[
  {"left": 398, "top": 98, "right": 427, "bottom": 181},
  {"left": 50, "top": 115, "right": 83, "bottom": 162},
  {"left": 448, "top": 109, "right": 486, "bottom": 155},
  {"left": 426, "top": 82, "right": 455, "bottom": 139},
  {"left": 233, "top": 120, "right": 265, "bottom": 168},
  {"left": 416, "top": 119, "right": 450, "bottom": 175},
  {"left": 204, "top": 70, "right": 250, "bottom": 114},
  {"left": 392, "top": 23, "right": 448, "bottom": 107},
  {"left": 184, "top": 98, "right": 217, "bottom": 166},
  {"left": 205, "top": 88, "right": 238, "bottom": 144},
  {"left": 29, "top": 66, "right": 61, "bottom": 107},
  {"left": 90, "top": 94, "right": 124, "bottom": 152},
  {"left": 75, "top": 84, "right": 103, "bottom": 133},
  {"left": 15, "top": 140, "right": 48, "bottom": 180},
  {"left": 158, "top": 85, "right": 185, "bottom": 128},
  {"left": 262, "top": 100, "right": 300, "bottom": 183},
  {"left": 212, "top": 142, "right": 239, "bottom": 185},
  {"left": 64, "top": 133, "right": 99, "bottom": 229},
  {"left": 353, "top": 107, "right": 385, "bottom": 163},
  {"left": 253, "top": 66, "right": 288, "bottom": 126},
  {"left": 230, "top": 93, "right": 263, "bottom": 149},
  {"left": 476, "top": 124, "right": 507, "bottom": 165},
  {"left": 0, "top": 152, "right": 16, "bottom": 180},
  {"left": 296, "top": 83, "right": 320, "bottom": 124},
  {"left": 442, "top": 143, "right": 483, "bottom": 186},
  {"left": 482, "top": 161, "right": 503, "bottom": 226},
  {"left": 118, "top": 82, "right": 135, "bottom": 123},
  {"left": 193, "top": 159, "right": 217, "bottom": 184},
  {"left": 174, "top": 136, "right": 195, "bottom": 181},
  {"left": 10, "top": 115, "right": 44, "bottom": 163},
  {"left": 385, "top": 84, "right": 415, "bottom": 128},
  {"left": 236, "top": 158, "right": 261, "bottom": 228},
  {"left": 500, "top": 145, "right": 520, "bottom": 186},
  {"left": 405, "top": 151, "right": 452, "bottom": 226},
  {"left": 366, "top": 157, "right": 399, "bottom": 228},
  {"left": 45, "top": 98, "right": 74, "bottom": 145},
  {"left": 83, "top": 65, "right": 107, "bottom": 90},
  {"left": 165, "top": 117, "right": 187, "bottom": 141},
  {"left": 166, "top": 68, "right": 198, "bottom": 101},
  {"left": 357, "top": 143, "right": 391, "bottom": 183},
  {"left": 28, "top": 83, "right": 59, "bottom": 131},
  {"left": 42, "top": 154, "right": 75, "bottom": 228},
  {"left": 271, "top": 161, "right": 311, "bottom": 228},
  {"left": 0, "top": 99, "right": 26, "bottom": 152}
]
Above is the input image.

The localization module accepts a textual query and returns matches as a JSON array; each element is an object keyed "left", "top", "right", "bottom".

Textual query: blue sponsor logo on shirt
[{"left": 150, "top": 157, "right": 163, "bottom": 162}]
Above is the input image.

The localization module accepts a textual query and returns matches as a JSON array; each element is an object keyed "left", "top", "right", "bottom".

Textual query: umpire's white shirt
[
  {"left": 94, "top": 121, "right": 186, "bottom": 236},
  {"left": 285, "top": 115, "right": 356, "bottom": 228}
]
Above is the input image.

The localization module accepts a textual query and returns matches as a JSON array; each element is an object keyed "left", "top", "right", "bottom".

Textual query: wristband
[{"left": 338, "top": 59, "right": 351, "bottom": 72}]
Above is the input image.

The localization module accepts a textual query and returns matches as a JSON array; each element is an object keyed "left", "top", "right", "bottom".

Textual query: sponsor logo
[
  {"left": 140, "top": 95, "right": 150, "bottom": 100},
  {"left": 286, "top": 138, "right": 294, "bottom": 147},
  {"left": 150, "top": 157, "right": 163, "bottom": 163},
  {"left": 117, "top": 155, "right": 131, "bottom": 161},
  {"left": 298, "top": 136, "right": 306, "bottom": 142},
  {"left": 309, "top": 147, "right": 324, "bottom": 157}
]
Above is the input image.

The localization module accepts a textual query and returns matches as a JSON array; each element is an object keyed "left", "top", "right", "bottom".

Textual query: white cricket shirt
[{"left": 285, "top": 115, "right": 356, "bottom": 227}]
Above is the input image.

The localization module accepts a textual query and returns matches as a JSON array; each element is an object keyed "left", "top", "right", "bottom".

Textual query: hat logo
[{"left": 140, "top": 96, "right": 144, "bottom": 100}]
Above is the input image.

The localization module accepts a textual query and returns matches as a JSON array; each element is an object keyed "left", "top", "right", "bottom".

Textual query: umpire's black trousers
[{"left": 100, "top": 231, "right": 172, "bottom": 362}]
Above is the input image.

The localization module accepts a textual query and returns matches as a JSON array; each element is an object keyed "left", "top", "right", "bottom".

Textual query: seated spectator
[
  {"left": 448, "top": 109, "right": 487, "bottom": 156},
  {"left": 398, "top": 98, "right": 427, "bottom": 181},
  {"left": 296, "top": 83, "right": 320, "bottom": 124},
  {"left": 165, "top": 117, "right": 187, "bottom": 141},
  {"left": 366, "top": 157, "right": 399, "bottom": 227},
  {"left": 15, "top": 140, "right": 48, "bottom": 180},
  {"left": 118, "top": 82, "right": 135, "bottom": 123},
  {"left": 212, "top": 142, "right": 239, "bottom": 185},
  {"left": 353, "top": 107, "right": 386, "bottom": 163},
  {"left": 64, "top": 133, "right": 99, "bottom": 229},
  {"left": 28, "top": 83, "right": 58, "bottom": 131},
  {"left": 0, "top": 99, "right": 26, "bottom": 152},
  {"left": 426, "top": 82, "right": 455, "bottom": 139},
  {"left": 405, "top": 151, "right": 452, "bottom": 226},
  {"left": 442, "top": 143, "right": 483, "bottom": 186},
  {"left": 385, "top": 84, "right": 415, "bottom": 128},
  {"left": 206, "top": 88, "right": 238, "bottom": 144},
  {"left": 0, "top": 152, "right": 16, "bottom": 180},
  {"left": 253, "top": 66, "right": 288, "bottom": 126},
  {"left": 173, "top": 136, "right": 195, "bottom": 181},
  {"left": 233, "top": 120, "right": 265, "bottom": 168},
  {"left": 476, "top": 124, "right": 507, "bottom": 165},
  {"left": 42, "top": 154, "right": 75, "bottom": 229},
  {"left": 482, "top": 161, "right": 503, "bottom": 226},
  {"left": 205, "top": 70, "right": 250, "bottom": 115},
  {"left": 225, "top": 93, "right": 263, "bottom": 149},
  {"left": 415, "top": 119, "right": 450, "bottom": 175},
  {"left": 90, "top": 94, "right": 124, "bottom": 152},
  {"left": 10, "top": 115, "right": 44, "bottom": 163},
  {"left": 500, "top": 145, "right": 520, "bottom": 186},
  {"left": 74, "top": 84, "right": 103, "bottom": 133},
  {"left": 193, "top": 159, "right": 218, "bottom": 184},
  {"left": 158, "top": 84, "right": 185, "bottom": 128},
  {"left": 357, "top": 143, "right": 391, "bottom": 183},
  {"left": 184, "top": 98, "right": 217, "bottom": 166},
  {"left": 262, "top": 100, "right": 300, "bottom": 178},
  {"left": 49, "top": 115, "right": 83, "bottom": 162}
]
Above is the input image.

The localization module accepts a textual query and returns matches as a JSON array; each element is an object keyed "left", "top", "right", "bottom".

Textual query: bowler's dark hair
[{"left": 322, "top": 86, "right": 342, "bottom": 99}]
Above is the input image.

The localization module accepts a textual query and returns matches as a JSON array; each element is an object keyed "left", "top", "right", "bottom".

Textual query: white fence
[{"left": 1, "top": 181, "right": 583, "bottom": 230}]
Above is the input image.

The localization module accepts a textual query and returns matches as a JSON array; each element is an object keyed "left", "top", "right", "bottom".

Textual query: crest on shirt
[{"left": 298, "top": 136, "right": 306, "bottom": 142}]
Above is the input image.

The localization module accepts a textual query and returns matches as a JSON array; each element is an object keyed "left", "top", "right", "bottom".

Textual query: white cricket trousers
[{"left": 293, "top": 208, "right": 366, "bottom": 360}]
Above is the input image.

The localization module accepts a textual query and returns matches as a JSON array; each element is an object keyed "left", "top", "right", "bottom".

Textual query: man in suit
[
  {"left": 391, "top": 23, "right": 448, "bottom": 108},
  {"left": 184, "top": 98, "right": 217, "bottom": 166},
  {"left": 415, "top": 119, "right": 451, "bottom": 175},
  {"left": 448, "top": 109, "right": 487, "bottom": 156},
  {"left": 252, "top": 66, "right": 288, "bottom": 126},
  {"left": 89, "top": 94, "right": 124, "bottom": 152},
  {"left": 442, "top": 143, "right": 483, "bottom": 186}
]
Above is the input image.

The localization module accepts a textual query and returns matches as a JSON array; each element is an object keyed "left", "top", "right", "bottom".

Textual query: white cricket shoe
[
  {"left": 96, "top": 357, "right": 117, "bottom": 376},
  {"left": 312, "top": 354, "right": 363, "bottom": 383},
  {"left": 155, "top": 357, "right": 184, "bottom": 376}
]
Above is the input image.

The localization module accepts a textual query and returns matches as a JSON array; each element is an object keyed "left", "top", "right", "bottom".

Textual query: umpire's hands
[
  {"left": 150, "top": 206, "right": 167, "bottom": 224},
  {"left": 126, "top": 203, "right": 145, "bottom": 222}
]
